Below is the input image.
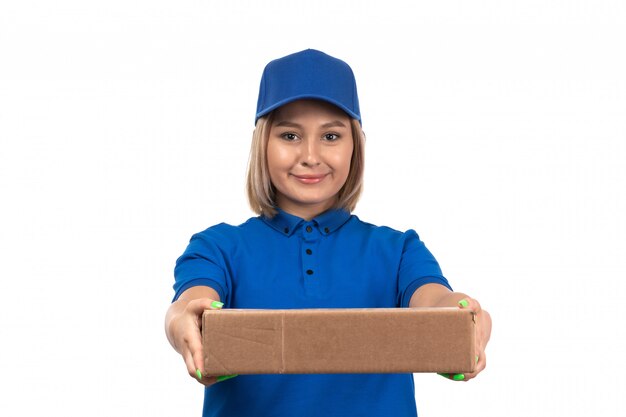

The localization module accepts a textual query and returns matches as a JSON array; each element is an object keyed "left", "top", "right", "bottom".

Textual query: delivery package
[{"left": 202, "top": 307, "right": 475, "bottom": 375}]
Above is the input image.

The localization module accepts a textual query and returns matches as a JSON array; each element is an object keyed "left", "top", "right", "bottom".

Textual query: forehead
[{"left": 272, "top": 99, "right": 351, "bottom": 123}]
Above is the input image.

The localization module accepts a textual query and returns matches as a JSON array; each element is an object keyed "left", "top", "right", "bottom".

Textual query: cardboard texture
[{"left": 202, "top": 308, "right": 475, "bottom": 375}]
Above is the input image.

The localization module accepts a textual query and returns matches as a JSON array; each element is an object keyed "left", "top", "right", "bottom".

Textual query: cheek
[
  {"left": 266, "top": 144, "right": 281, "bottom": 179},
  {"left": 332, "top": 145, "right": 354, "bottom": 176},
  {"left": 267, "top": 141, "right": 292, "bottom": 170}
]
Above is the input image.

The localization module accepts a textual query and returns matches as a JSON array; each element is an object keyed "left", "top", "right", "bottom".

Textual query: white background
[{"left": 1, "top": 1, "right": 624, "bottom": 416}]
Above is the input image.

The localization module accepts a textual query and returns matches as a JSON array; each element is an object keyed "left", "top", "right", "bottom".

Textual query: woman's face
[{"left": 267, "top": 99, "right": 354, "bottom": 220}]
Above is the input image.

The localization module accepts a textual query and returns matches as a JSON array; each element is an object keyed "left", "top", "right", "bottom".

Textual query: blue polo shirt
[{"left": 173, "top": 208, "right": 452, "bottom": 417}]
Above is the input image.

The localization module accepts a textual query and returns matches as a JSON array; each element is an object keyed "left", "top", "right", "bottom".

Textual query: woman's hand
[
  {"left": 172, "top": 298, "right": 224, "bottom": 386},
  {"left": 440, "top": 296, "right": 492, "bottom": 382},
  {"left": 165, "top": 286, "right": 229, "bottom": 386},
  {"left": 408, "top": 285, "right": 492, "bottom": 382}
]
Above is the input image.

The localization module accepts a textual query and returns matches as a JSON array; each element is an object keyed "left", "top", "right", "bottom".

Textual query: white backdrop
[{"left": 1, "top": 1, "right": 624, "bottom": 416}]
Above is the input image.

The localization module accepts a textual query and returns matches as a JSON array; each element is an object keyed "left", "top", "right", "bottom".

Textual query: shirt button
[
  {"left": 306, "top": 226, "right": 312, "bottom": 233},
  {"left": 306, "top": 269, "right": 314, "bottom": 275},
  {"left": 306, "top": 249, "right": 312, "bottom": 255},
  {"left": 324, "top": 227, "right": 329, "bottom": 233},
  {"left": 283, "top": 227, "right": 289, "bottom": 234}
]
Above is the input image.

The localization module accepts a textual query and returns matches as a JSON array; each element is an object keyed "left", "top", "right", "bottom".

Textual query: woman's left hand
[{"left": 441, "top": 296, "right": 492, "bottom": 382}]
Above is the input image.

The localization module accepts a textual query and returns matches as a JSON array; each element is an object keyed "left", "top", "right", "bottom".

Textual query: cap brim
[{"left": 255, "top": 94, "right": 361, "bottom": 125}]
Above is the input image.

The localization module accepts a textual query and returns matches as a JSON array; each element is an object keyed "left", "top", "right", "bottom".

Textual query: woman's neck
[{"left": 276, "top": 198, "right": 336, "bottom": 221}]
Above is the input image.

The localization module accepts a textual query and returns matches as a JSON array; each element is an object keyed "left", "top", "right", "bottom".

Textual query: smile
[{"left": 292, "top": 174, "right": 328, "bottom": 184}]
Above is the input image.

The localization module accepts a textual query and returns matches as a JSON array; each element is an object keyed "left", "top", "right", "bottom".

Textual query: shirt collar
[
  {"left": 262, "top": 207, "right": 352, "bottom": 237},
  {"left": 312, "top": 208, "right": 352, "bottom": 235}
]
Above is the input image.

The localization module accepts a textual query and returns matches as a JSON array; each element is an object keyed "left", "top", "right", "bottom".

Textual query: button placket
[{"left": 301, "top": 222, "right": 320, "bottom": 295}]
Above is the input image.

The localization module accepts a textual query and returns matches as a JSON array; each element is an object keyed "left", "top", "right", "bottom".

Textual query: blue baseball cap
[{"left": 255, "top": 49, "right": 361, "bottom": 125}]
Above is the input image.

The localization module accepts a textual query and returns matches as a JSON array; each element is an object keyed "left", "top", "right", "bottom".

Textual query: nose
[{"left": 300, "top": 138, "right": 321, "bottom": 167}]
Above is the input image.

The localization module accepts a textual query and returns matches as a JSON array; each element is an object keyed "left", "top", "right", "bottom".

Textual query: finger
[
  {"left": 185, "top": 298, "right": 223, "bottom": 332},
  {"left": 437, "top": 372, "right": 466, "bottom": 381},
  {"left": 477, "top": 352, "right": 487, "bottom": 372},
  {"left": 180, "top": 315, "right": 206, "bottom": 373},
  {"left": 187, "top": 298, "right": 224, "bottom": 315},
  {"left": 458, "top": 297, "right": 482, "bottom": 315},
  {"left": 442, "top": 350, "right": 486, "bottom": 382},
  {"left": 183, "top": 341, "right": 210, "bottom": 385},
  {"left": 216, "top": 374, "right": 238, "bottom": 383},
  {"left": 190, "top": 332, "right": 206, "bottom": 378},
  {"left": 180, "top": 318, "right": 205, "bottom": 377},
  {"left": 463, "top": 352, "right": 487, "bottom": 381},
  {"left": 183, "top": 349, "right": 219, "bottom": 387},
  {"left": 183, "top": 349, "right": 199, "bottom": 380}
]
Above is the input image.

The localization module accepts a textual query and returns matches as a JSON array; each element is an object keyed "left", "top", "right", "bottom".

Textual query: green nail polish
[
  {"left": 453, "top": 373, "right": 465, "bottom": 381},
  {"left": 437, "top": 373, "right": 449, "bottom": 379},
  {"left": 217, "top": 374, "right": 238, "bottom": 382},
  {"left": 458, "top": 299, "right": 468, "bottom": 308},
  {"left": 475, "top": 355, "right": 479, "bottom": 364},
  {"left": 196, "top": 369, "right": 202, "bottom": 380},
  {"left": 211, "top": 301, "right": 224, "bottom": 309}
]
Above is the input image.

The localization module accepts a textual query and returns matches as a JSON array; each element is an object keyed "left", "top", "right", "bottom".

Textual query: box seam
[{"left": 281, "top": 312, "right": 285, "bottom": 373}]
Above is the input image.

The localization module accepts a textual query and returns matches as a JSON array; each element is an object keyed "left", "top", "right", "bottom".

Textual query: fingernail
[
  {"left": 458, "top": 299, "right": 468, "bottom": 308},
  {"left": 211, "top": 301, "right": 224, "bottom": 309},
  {"left": 475, "top": 355, "right": 479, "bottom": 364},
  {"left": 196, "top": 369, "right": 203, "bottom": 380},
  {"left": 217, "top": 374, "right": 238, "bottom": 382},
  {"left": 452, "top": 373, "right": 465, "bottom": 381}
]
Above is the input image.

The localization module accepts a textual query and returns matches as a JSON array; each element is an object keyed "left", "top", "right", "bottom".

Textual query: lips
[{"left": 292, "top": 174, "right": 328, "bottom": 184}]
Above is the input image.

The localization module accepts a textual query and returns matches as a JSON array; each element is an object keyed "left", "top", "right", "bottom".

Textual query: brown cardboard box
[{"left": 202, "top": 308, "right": 475, "bottom": 375}]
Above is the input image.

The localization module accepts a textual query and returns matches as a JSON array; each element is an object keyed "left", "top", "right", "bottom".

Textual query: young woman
[{"left": 165, "top": 49, "right": 492, "bottom": 417}]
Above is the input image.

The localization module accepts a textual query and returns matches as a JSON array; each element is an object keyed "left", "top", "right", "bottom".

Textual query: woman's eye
[
  {"left": 324, "top": 133, "right": 339, "bottom": 141},
  {"left": 282, "top": 133, "right": 297, "bottom": 141}
]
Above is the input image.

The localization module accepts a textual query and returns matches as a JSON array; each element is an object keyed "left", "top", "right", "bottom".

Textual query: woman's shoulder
[
  {"left": 190, "top": 216, "right": 265, "bottom": 242},
  {"left": 348, "top": 214, "right": 420, "bottom": 241}
]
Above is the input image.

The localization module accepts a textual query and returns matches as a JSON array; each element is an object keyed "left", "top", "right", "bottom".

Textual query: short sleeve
[
  {"left": 172, "top": 228, "right": 231, "bottom": 303},
  {"left": 397, "top": 229, "right": 452, "bottom": 307}
]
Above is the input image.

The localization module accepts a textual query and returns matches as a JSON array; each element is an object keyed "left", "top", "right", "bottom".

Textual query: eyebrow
[{"left": 274, "top": 120, "right": 347, "bottom": 129}]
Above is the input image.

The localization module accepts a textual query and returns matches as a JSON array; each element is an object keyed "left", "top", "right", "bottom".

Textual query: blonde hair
[{"left": 246, "top": 113, "right": 365, "bottom": 218}]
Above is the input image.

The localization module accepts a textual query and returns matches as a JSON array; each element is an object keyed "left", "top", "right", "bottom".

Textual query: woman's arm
[
  {"left": 165, "top": 286, "right": 223, "bottom": 386},
  {"left": 409, "top": 283, "right": 492, "bottom": 381}
]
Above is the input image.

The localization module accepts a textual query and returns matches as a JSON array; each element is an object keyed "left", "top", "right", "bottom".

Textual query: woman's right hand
[{"left": 165, "top": 286, "right": 224, "bottom": 386}]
